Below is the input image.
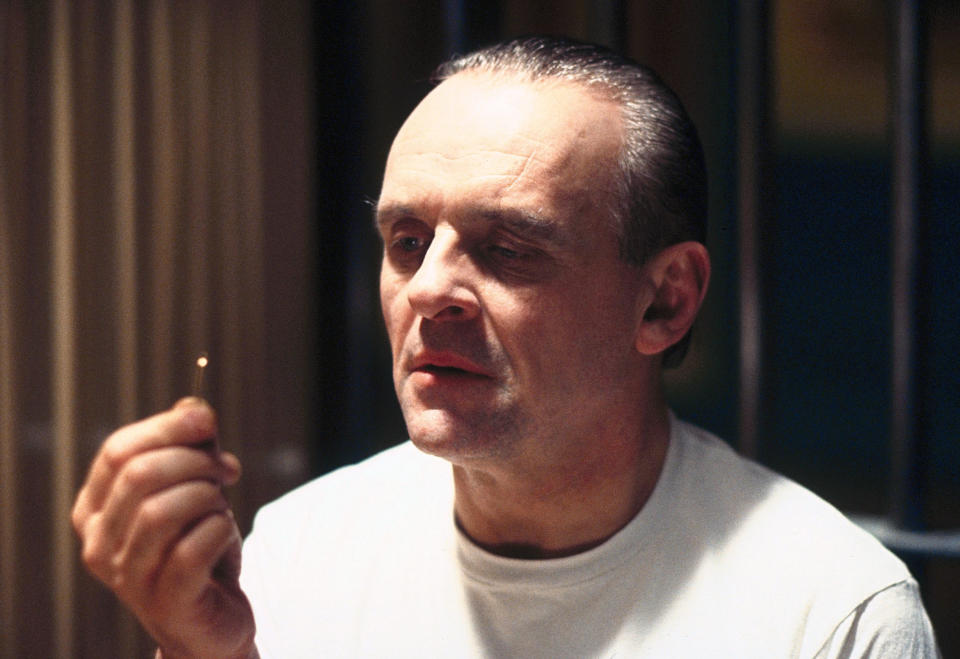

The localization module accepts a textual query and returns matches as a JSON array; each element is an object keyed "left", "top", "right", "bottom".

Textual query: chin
[
  {"left": 405, "top": 413, "right": 477, "bottom": 458},
  {"left": 403, "top": 408, "right": 520, "bottom": 464}
]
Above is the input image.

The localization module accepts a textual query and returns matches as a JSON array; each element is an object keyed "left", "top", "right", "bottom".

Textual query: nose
[{"left": 405, "top": 232, "right": 480, "bottom": 321}]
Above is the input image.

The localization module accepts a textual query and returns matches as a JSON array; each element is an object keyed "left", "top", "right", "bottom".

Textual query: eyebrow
[
  {"left": 374, "top": 202, "right": 567, "bottom": 247},
  {"left": 475, "top": 208, "right": 566, "bottom": 246},
  {"left": 372, "top": 202, "right": 412, "bottom": 232}
]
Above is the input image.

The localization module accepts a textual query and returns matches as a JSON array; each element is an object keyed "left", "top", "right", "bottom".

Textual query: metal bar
[
  {"left": 889, "top": 0, "right": 928, "bottom": 531},
  {"left": 852, "top": 516, "right": 960, "bottom": 559},
  {"left": 589, "top": 0, "right": 627, "bottom": 52},
  {"left": 736, "top": 0, "right": 770, "bottom": 459},
  {"left": 443, "top": 0, "right": 466, "bottom": 55}
]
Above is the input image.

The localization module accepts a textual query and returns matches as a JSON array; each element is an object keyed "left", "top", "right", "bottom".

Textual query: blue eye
[{"left": 395, "top": 236, "right": 424, "bottom": 252}]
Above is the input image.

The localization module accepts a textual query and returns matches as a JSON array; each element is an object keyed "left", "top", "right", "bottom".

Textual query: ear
[{"left": 634, "top": 241, "right": 710, "bottom": 357}]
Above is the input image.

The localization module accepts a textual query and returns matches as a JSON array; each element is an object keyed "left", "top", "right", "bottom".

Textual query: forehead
[{"left": 378, "top": 74, "right": 623, "bottom": 219}]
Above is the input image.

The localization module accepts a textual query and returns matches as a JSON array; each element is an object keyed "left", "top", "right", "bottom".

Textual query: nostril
[{"left": 429, "top": 304, "right": 465, "bottom": 320}]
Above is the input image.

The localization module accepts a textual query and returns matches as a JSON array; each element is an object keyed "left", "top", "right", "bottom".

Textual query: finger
[
  {"left": 95, "top": 446, "right": 238, "bottom": 550},
  {"left": 74, "top": 400, "right": 218, "bottom": 522},
  {"left": 219, "top": 451, "right": 242, "bottom": 487},
  {"left": 154, "top": 510, "right": 243, "bottom": 609},
  {"left": 113, "top": 480, "right": 232, "bottom": 597}
]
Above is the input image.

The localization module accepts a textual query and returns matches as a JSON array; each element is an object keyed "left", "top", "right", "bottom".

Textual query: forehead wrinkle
[
  {"left": 390, "top": 146, "right": 550, "bottom": 170},
  {"left": 502, "top": 152, "right": 538, "bottom": 195}
]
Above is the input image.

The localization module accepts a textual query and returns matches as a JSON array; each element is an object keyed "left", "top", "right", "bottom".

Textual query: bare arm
[{"left": 72, "top": 398, "right": 258, "bottom": 658}]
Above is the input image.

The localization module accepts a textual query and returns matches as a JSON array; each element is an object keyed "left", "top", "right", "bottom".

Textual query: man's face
[{"left": 377, "top": 74, "right": 649, "bottom": 468}]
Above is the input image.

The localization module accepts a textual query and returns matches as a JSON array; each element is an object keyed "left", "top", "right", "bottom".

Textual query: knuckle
[
  {"left": 81, "top": 534, "right": 142, "bottom": 599},
  {"left": 80, "top": 534, "right": 112, "bottom": 578},
  {"left": 120, "top": 457, "right": 155, "bottom": 492},
  {"left": 70, "top": 501, "right": 86, "bottom": 533},
  {"left": 100, "top": 421, "right": 156, "bottom": 470},
  {"left": 138, "top": 497, "right": 171, "bottom": 527},
  {"left": 107, "top": 557, "right": 133, "bottom": 594},
  {"left": 100, "top": 440, "right": 128, "bottom": 474},
  {"left": 79, "top": 539, "right": 99, "bottom": 569}
]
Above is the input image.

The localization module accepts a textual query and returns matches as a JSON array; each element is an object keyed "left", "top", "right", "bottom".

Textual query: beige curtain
[{"left": 0, "top": 1, "right": 314, "bottom": 656}]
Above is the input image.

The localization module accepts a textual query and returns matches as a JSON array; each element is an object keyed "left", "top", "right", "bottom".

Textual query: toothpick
[{"left": 192, "top": 352, "right": 209, "bottom": 399}]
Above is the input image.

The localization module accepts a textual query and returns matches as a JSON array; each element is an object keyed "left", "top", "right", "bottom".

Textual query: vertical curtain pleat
[
  {"left": 0, "top": 165, "right": 18, "bottom": 659},
  {"left": 111, "top": 2, "right": 144, "bottom": 654},
  {"left": 147, "top": 0, "right": 177, "bottom": 410},
  {"left": 50, "top": 1, "right": 78, "bottom": 656},
  {"left": 185, "top": 1, "right": 211, "bottom": 362},
  {"left": 114, "top": 0, "right": 138, "bottom": 426},
  {"left": 0, "top": 215, "right": 17, "bottom": 659},
  {"left": 0, "top": 7, "right": 23, "bottom": 658}
]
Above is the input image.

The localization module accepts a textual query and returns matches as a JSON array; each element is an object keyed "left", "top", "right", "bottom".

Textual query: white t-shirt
[{"left": 240, "top": 418, "right": 939, "bottom": 657}]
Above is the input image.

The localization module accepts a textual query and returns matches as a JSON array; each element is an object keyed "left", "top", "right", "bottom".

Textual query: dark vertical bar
[
  {"left": 890, "top": 0, "right": 929, "bottom": 531},
  {"left": 313, "top": 1, "right": 364, "bottom": 471},
  {"left": 736, "top": 0, "right": 770, "bottom": 459},
  {"left": 445, "top": 0, "right": 500, "bottom": 55},
  {"left": 443, "top": 0, "right": 466, "bottom": 55},
  {"left": 589, "top": 0, "right": 627, "bottom": 52}
]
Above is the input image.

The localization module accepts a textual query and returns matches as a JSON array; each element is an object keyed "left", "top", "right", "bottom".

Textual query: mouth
[
  {"left": 408, "top": 352, "right": 492, "bottom": 380},
  {"left": 417, "top": 364, "right": 471, "bottom": 375}
]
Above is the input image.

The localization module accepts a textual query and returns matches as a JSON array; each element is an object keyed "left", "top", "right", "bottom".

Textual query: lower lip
[{"left": 410, "top": 367, "right": 490, "bottom": 384}]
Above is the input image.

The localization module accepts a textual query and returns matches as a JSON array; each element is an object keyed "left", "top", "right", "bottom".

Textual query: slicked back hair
[{"left": 434, "top": 36, "right": 708, "bottom": 367}]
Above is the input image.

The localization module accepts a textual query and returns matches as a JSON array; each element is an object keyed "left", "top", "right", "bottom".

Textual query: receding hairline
[
  {"left": 433, "top": 67, "right": 631, "bottom": 127},
  {"left": 430, "top": 69, "right": 631, "bottom": 177}
]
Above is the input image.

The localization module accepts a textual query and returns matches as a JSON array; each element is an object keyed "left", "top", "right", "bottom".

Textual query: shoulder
[
  {"left": 659, "top": 418, "right": 922, "bottom": 653},
  {"left": 814, "top": 580, "right": 940, "bottom": 658},
  {"left": 669, "top": 418, "right": 908, "bottom": 581}
]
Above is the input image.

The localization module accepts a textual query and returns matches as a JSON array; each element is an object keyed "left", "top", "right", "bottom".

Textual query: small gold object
[{"left": 192, "top": 352, "right": 209, "bottom": 399}]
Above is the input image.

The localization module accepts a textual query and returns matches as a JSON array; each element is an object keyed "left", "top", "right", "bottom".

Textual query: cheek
[
  {"left": 513, "top": 284, "right": 638, "bottom": 385},
  {"left": 494, "top": 295, "right": 573, "bottom": 376},
  {"left": 379, "top": 278, "right": 408, "bottom": 354}
]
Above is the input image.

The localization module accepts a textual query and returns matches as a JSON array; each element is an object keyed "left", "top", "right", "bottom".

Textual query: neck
[{"left": 452, "top": 404, "right": 671, "bottom": 559}]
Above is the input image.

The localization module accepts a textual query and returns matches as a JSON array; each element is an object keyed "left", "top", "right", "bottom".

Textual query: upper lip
[{"left": 409, "top": 351, "right": 492, "bottom": 377}]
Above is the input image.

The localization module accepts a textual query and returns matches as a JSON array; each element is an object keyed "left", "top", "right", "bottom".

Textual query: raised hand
[{"left": 72, "top": 398, "right": 257, "bottom": 658}]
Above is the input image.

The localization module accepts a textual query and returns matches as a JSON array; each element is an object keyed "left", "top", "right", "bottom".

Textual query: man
[{"left": 72, "top": 36, "right": 938, "bottom": 657}]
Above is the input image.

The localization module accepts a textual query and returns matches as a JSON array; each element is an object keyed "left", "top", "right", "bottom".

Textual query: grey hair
[{"left": 434, "top": 36, "right": 708, "bottom": 367}]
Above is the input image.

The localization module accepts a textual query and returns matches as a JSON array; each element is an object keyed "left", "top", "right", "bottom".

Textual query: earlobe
[{"left": 634, "top": 242, "right": 710, "bottom": 356}]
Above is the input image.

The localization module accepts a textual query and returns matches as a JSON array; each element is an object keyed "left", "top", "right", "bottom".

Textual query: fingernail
[{"left": 174, "top": 396, "right": 202, "bottom": 409}]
